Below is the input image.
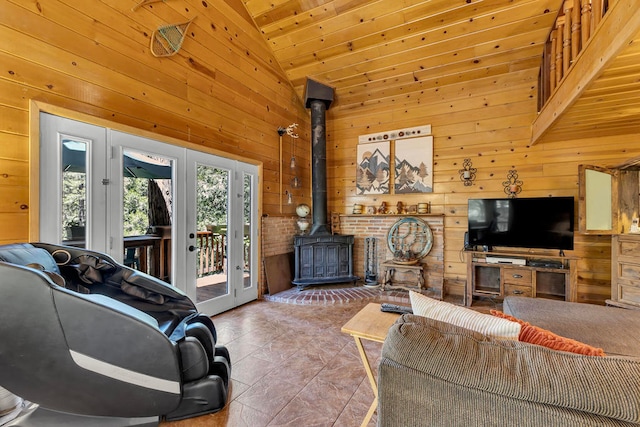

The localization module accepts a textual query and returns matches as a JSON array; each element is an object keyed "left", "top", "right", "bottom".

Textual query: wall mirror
[{"left": 578, "top": 165, "right": 618, "bottom": 234}]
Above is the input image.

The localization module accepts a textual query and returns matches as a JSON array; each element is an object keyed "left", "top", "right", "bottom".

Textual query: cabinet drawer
[
  {"left": 502, "top": 268, "right": 532, "bottom": 285},
  {"left": 504, "top": 284, "right": 533, "bottom": 298},
  {"left": 618, "top": 239, "right": 640, "bottom": 257},
  {"left": 619, "top": 283, "right": 640, "bottom": 306},
  {"left": 618, "top": 262, "right": 640, "bottom": 281}
]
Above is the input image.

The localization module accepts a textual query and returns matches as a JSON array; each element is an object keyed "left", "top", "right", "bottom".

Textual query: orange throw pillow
[{"left": 490, "top": 310, "right": 606, "bottom": 357}]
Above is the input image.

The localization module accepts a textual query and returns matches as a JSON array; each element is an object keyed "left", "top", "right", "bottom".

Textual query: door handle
[
  {"left": 512, "top": 289, "right": 523, "bottom": 294},
  {"left": 512, "top": 274, "right": 522, "bottom": 279},
  {"left": 236, "top": 265, "right": 241, "bottom": 270},
  {"left": 188, "top": 245, "right": 196, "bottom": 252}
]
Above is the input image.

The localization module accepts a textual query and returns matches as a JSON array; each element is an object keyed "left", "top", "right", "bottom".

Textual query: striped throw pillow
[{"left": 409, "top": 291, "right": 521, "bottom": 340}]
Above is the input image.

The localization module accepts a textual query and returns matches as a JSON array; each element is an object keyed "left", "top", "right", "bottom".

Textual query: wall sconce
[
  {"left": 503, "top": 169, "right": 523, "bottom": 198},
  {"left": 458, "top": 158, "right": 477, "bottom": 186},
  {"left": 285, "top": 190, "right": 293, "bottom": 205}
]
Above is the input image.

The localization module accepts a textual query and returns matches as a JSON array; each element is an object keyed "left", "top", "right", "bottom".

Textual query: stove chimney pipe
[{"left": 304, "top": 79, "right": 334, "bottom": 235}]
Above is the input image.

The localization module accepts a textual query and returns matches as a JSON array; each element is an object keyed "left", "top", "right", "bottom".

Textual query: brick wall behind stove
[
  {"left": 338, "top": 215, "right": 444, "bottom": 290},
  {"left": 260, "top": 216, "right": 298, "bottom": 296}
]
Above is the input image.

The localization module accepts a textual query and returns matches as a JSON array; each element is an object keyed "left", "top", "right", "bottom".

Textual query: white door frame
[{"left": 36, "top": 108, "right": 260, "bottom": 314}]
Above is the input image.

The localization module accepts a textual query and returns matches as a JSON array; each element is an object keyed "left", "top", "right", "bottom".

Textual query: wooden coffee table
[{"left": 341, "top": 303, "right": 401, "bottom": 427}]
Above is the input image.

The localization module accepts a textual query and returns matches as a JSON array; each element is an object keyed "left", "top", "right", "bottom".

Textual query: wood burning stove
[{"left": 292, "top": 79, "right": 358, "bottom": 290}]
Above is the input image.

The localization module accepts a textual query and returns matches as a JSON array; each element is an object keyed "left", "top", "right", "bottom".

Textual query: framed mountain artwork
[
  {"left": 394, "top": 136, "right": 433, "bottom": 193},
  {"left": 356, "top": 141, "right": 390, "bottom": 195}
]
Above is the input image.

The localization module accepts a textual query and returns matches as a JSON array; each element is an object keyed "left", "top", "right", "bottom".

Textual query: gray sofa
[{"left": 378, "top": 296, "right": 640, "bottom": 426}]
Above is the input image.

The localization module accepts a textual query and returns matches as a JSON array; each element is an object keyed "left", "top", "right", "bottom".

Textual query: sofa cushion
[
  {"left": 409, "top": 291, "right": 520, "bottom": 340},
  {"left": 503, "top": 296, "right": 640, "bottom": 357},
  {"left": 491, "top": 310, "right": 605, "bottom": 356},
  {"left": 382, "top": 314, "right": 640, "bottom": 424}
]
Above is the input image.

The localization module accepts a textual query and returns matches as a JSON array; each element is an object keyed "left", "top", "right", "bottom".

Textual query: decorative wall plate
[{"left": 387, "top": 217, "right": 433, "bottom": 264}]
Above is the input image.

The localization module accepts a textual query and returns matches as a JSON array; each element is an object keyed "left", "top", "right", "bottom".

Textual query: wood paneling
[
  {"left": 0, "top": 0, "right": 311, "bottom": 246},
  {"left": 2, "top": 0, "right": 640, "bottom": 303},
  {"left": 325, "top": 55, "right": 639, "bottom": 304}
]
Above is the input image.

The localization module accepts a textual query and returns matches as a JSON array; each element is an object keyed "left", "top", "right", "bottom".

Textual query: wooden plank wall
[
  {"left": 327, "top": 66, "right": 640, "bottom": 305},
  {"left": 0, "top": 0, "right": 311, "bottom": 245},
  {"left": 1, "top": 0, "right": 638, "bottom": 305}
]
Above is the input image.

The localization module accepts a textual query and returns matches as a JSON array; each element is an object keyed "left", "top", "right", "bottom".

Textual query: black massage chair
[{"left": 0, "top": 243, "right": 230, "bottom": 426}]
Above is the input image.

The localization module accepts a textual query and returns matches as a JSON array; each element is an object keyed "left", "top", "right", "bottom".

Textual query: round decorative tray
[{"left": 387, "top": 217, "right": 433, "bottom": 262}]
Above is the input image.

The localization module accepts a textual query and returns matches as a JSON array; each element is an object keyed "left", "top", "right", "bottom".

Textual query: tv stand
[{"left": 465, "top": 250, "right": 577, "bottom": 307}]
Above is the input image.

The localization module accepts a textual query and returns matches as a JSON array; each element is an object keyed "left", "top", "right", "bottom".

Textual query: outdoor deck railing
[
  {"left": 125, "top": 230, "right": 247, "bottom": 280},
  {"left": 197, "top": 231, "right": 225, "bottom": 276},
  {"left": 195, "top": 231, "right": 250, "bottom": 278},
  {"left": 538, "top": 0, "right": 612, "bottom": 110}
]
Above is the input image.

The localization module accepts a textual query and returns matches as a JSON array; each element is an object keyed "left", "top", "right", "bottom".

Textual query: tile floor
[
  {"left": 161, "top": 291, "right": 494, "bottom": 427},
  {"left": 161, "top": 299, "right": 390, "bottom": 427}
]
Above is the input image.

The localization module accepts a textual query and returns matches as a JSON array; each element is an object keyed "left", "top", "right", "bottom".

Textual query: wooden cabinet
[
  {"left": 466, "top": 251, "right": 577, "bottom": 306},
  {"left": 608, "top": 234, "right": 640, "bottom": 308}
]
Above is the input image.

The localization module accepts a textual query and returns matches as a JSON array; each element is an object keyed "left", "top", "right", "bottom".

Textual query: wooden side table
[{"left": 341, "top": 303, "right": 400, "bottom": 427}]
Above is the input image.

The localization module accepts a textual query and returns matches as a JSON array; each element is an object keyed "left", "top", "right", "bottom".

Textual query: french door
[
  {"left": 185, "top": 151, "right": 258, "bottom": 313},
  {"left": 39, "top": 112, "right": 257, "bottom": 315}
]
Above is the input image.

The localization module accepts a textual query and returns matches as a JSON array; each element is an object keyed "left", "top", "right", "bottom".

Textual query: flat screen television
[{"left": 467, "top": 197, "right": 574, "bottom": 252}]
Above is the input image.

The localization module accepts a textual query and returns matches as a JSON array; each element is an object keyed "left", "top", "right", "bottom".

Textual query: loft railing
[{"left": 538, "top": 0, "right": 612, "bottom": 110}]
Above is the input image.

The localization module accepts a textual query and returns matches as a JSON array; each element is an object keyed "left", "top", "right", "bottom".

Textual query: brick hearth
[
  {"left": 264, "top": 284, "right": 420, "bottom": 305},
  {"left": 260, "top": 214, "right": 446, "bottom": 299}
]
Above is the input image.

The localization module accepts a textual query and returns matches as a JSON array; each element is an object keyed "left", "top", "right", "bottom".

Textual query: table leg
[
  {"left": 353, "top": 336, "right": 377, "bottom": 426},
  {"left": 363, "top": 397, "right": 377, "bottom": 427}
]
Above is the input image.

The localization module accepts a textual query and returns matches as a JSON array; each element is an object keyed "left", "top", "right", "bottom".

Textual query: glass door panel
[
  {"left": 243, "top": 173, "right": 253, "bottom": 290},
  {"left": 61, "top": 138, "right": 87, "bottom": 247},
  {"left": 121, "top": 149, "right": 174, "bottom": 282},
  {"left": 195, "top": 164, "right": 230, "bottom": 304},
  {"left": 236, "top": 166, "right": 258, "bottom": 306},
  {"left": 39, "top": 113, "right": 107, "bottom": 252}
]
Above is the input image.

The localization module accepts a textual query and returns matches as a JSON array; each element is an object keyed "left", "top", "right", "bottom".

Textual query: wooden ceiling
[{"left": 241, "top": 0, "right": 564, "bottom": 110}]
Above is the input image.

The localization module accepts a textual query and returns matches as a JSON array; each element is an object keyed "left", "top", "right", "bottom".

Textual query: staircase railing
[{"left": 538, "top": 0, "right": 612, "bottom": 111}]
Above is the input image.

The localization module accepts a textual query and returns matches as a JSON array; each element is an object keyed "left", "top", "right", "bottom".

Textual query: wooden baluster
[
  {"left": 556, "top": 16, "right": 565, "bottom": 83},
  {"left": 581, "top": 0, "right": 591, "bottom": 46},
  {"left": 571, "top": 0, "right": 581, "bottom": 60},
  {"left": 592, "top": 0, "right": 603, "bottom": 32},
  {"left": 549, "top": 31, "right": 557, "bottom": 92},
  {"left": 203, "top": 234, "right": 208, "bottom": 275},
  {"left": 198, "top": 234, "right": 203, "bottom": 276},
  {"left": 540, "top": 39, "right": 552, "bottom": 107},
  {"left": 563, "top": 1, "right": 572, "bottom": 74},
  {"left": 207, "top": 233, "right": 215, "bottom": 273}
]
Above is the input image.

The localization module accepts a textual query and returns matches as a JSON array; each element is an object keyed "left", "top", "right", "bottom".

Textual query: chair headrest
[{"left": 0, "top": 243, "right": 60, "bottom": 274}]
